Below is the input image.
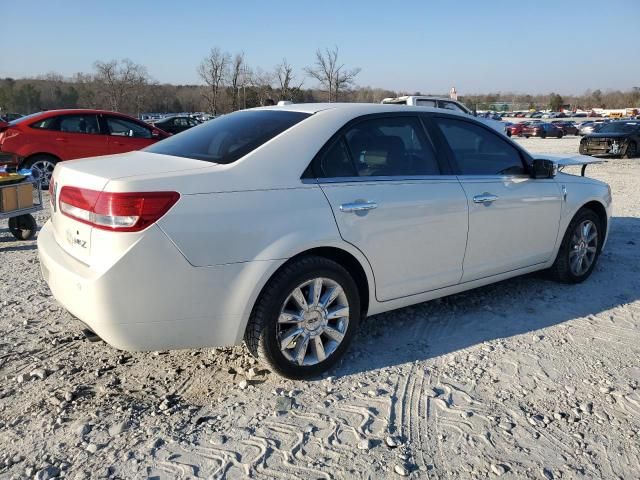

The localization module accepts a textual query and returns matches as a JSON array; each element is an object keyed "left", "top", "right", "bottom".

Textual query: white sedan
[{"left": 38, "top": 103, "right": 612, "bottom": 379}]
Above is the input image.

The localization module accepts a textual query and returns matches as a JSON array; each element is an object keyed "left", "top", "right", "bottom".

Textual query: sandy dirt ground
[{"left": 1, "top": 136, "right": 639, "bottom": 479}]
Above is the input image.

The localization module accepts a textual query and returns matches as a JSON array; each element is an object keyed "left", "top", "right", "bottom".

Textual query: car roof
[
  {"left": 31, "top": 109, "right": 141, "bottom": 118},
  {"left": 249, "top": 102, "right": 469, "bottom": 117}
]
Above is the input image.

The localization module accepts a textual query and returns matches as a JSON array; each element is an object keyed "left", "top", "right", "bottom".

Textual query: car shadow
[
  {"left": 333, "top": 215, "right": 640, "bottom": 377},
  {"left": 0, "top": 243, "right": 37, "bottom": 253}
]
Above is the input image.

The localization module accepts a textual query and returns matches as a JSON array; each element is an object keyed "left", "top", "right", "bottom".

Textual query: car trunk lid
[{"left": 49, "top": 151, "right": 211, "bottom": 267}]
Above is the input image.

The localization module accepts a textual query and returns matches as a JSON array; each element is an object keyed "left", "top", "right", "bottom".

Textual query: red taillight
[{"left": 59, "top": 187, "right": 179, "bottom": 232}]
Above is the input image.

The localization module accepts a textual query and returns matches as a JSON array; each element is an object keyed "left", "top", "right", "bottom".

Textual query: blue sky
[{"left": 2, "top": 0, "right": 639, "bottom": 95}]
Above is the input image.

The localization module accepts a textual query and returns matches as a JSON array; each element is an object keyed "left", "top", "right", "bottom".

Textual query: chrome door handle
[
  {"left": 473, "top": 193, "right": 498, "bottom": 204},
  {"left": 339, "top": 201, "right": 378, "bottom": 213}
]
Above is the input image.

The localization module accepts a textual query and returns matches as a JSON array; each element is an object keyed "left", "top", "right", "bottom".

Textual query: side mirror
[
  {"left": 151, "top": 129, "right": 161, "bottom": 138},
  {"left": 531, "top": 159, "right": 556, "bottom": 179}
]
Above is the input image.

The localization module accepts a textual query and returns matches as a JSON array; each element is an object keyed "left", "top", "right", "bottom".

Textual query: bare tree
[
  {"left": 197, "top": 48, "right": 230, "bottom": 115},
  {"left": 275, "top": 58, "right": 303, "bottom": 101},
  {"left": 304, "top": 47, "right": 360, "bottom": 102},
  {"left": 249, "top": 67, "right": 275, "bottom": 106},
  {"left": 93, "top": 59, "right": 149, "bottom": 112},
  {"left": 229, "top": 52, "right": 245, "bottom": 111}
]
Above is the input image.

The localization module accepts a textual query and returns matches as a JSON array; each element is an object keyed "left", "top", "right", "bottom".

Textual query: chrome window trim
[
  {"left": 302, "top": 175, "right": 460, "bottom": 185},
  {"left": 455, "top": 174, "right": 532, "bottom": 181}
]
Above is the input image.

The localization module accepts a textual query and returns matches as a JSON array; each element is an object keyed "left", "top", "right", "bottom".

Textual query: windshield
[
  {"left": 145, "top": 110, "right": 311, "bottom": 164},
  {"left": 597, "top": 122, "right": 639, "bottom": 134}
]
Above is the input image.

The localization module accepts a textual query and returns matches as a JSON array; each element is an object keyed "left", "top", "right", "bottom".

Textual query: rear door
[
  {"left": 429, "top": 115, "right": 562, "bottom": 282},
  {"left": 312, "top": 114, "right": 469, "bottom": 301},
  {"left": 103, "top": 115, "right": 155, "bottom": 154},
  {"left": 47, "top": 114, "right": 108, "bottom": 160}
]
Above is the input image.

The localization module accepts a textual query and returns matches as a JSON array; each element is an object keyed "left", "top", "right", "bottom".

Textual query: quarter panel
[{"left": 158, "top": 186, "right": 340, "bottom": 266}]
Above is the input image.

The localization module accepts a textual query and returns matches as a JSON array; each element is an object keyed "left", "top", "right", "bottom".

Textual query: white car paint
[{"left": 38, "top": 103, "right": 612, "bottom": 353}]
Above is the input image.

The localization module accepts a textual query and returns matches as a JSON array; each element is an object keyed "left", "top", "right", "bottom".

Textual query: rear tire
[
  {"left": 541, "top": 131, "right": 547, "bottom": 139},
  {"left": 557, "top": 131, "right": 563, "bottom": 138},
  {"left": 548, "top": 208, "right": 602, "bottom": 284},
  {"left": 244, "top": 256, "right": 361, "bottom": 379},
  {"left": 23, "top": 154, "right": 57, "bottom": 190}
]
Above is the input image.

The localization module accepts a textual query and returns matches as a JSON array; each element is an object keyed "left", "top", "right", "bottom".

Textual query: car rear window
[{"left": 145, "top": 110, "right": 311, "bottom": 164}]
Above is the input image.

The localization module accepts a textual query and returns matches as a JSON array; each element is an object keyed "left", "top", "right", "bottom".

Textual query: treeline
[
  {"left": 462, "top": 88, "right": 640, "bottom": 112},
  {"left": 0, "top": 47, "right": 395, "bottom": 116},
  {"left": 0, "top": 48, "right": 638, "bottom": 116}
]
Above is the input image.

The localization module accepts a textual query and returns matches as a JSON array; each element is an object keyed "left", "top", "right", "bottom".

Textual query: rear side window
[
  {"left": 435, "top": 117, "right": 525, "bottom": 176},
  {"left": 146, "top": 110, "right": 310, "bottom": 164},
  {"left": 59, "top": 115, "right": 100, "bottom": 134},
  {"left": 317, "top": 116, "right": 440, "bottom": 178},
  {"left": 415, "top": 99, "right": 437, "bottom": 107}
]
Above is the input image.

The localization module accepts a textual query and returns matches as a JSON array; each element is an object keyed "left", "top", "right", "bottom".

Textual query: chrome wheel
[
  {"left": 277, "top": 277, "right": 349, "bottom": 366},
  {"left": 28, "top": 159, "right": 56, "bottom": 189},
  {"left": 569, "top": 220, "right": 598, "bottom": 276}
]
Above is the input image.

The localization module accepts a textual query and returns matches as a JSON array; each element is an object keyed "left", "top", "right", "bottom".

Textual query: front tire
[
  {"left": 245, "top": 256, "right": 361, "bottom": 379},
  {"left": 624, "top": 141, "right": 637, "bottom": 159},
  {"left": 549, "top": 208, "right": 602, "bottom": 283}
]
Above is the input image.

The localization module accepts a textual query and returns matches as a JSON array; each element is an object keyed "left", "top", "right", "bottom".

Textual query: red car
[
  {"left": 506, "top": 122, "right": 529, "bottom": 136},
  {"left": 0, "top": 109, "right": 169, "bottom": 188}
]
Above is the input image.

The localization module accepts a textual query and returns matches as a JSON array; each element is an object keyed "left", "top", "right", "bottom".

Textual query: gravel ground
[{"left": 1, "top": 136, "right": 639, "bottom": 479}]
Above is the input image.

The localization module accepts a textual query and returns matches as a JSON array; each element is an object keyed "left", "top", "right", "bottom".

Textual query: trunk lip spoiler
[{"left": 530, "top": 153, "right": 605, "bottom": 176}]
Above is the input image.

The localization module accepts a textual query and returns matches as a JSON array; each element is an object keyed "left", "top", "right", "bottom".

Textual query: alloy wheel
[
  {"left": 277, "top": 277, "right": 350, "bottom": 366},
  {"left": 569, "top": 220, "right": 598, "bottom": 276},
  {"left": 28, "top": 159, "right": 55, "bottom": 189}
]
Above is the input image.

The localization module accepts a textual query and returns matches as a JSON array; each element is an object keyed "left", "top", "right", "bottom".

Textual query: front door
[
  {"left": 312, "top": 115, "right": 469, "bottom": 301},
  {"left": 103, "top": 115, "right": 155, "bottom": 154},
  {"left": 431, "top": 115, "right": 563, "bottom": 282}
]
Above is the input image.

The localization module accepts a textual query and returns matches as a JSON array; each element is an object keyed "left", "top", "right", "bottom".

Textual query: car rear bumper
[{"left": 37, "top": 220, "right": 278, "bottom": 351}]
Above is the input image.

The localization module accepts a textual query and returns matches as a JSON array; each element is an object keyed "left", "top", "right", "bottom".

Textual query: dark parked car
[
  {"left": 520, "top": 122, "right": 564, "bottom": 138},
  {"left": 151, "top": 115, "right": 200, "bottom": 135},
  {"left": 578, "top": 121, "right": 609, "bottom": 136},
  {"left": 579, "top": 121, "right": 639, "bottom": 158},
  {"left": 0, "top": 112, "right": 23, "bottom": 122},
  {"left": 551, "top": 121, "right": 579, "bottom": 135}
]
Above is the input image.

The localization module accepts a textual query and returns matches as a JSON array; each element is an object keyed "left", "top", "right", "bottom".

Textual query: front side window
[
  {"left": 318, "top": 116, "right": 440, "bottom": 178},
  {"left": 435, "top": 117, "right": 525, "bottom": 176},
  {"left": 106, "top": 116, "right": 152, "bottom": 138},
  {"left": 145, "top": 110, "right": 310, "bottom": 164},
  {"left": 58, "top": 115, "right": 100, "bottom": 134}
]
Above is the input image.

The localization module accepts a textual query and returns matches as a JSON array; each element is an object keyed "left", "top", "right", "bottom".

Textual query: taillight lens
[{"left": 59, "top": 187, "right": 179, "bottom": 232}]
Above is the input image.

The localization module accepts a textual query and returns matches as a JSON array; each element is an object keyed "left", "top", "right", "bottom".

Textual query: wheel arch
[
  {"left": 581, "top": 200, "right": 608, "bottom": 239},
  {"left": 241, "top": 245, "right": 374, "bottom": 344},
  {"left": 19, "top": 152, "right": 61, "bottom": 169}
]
